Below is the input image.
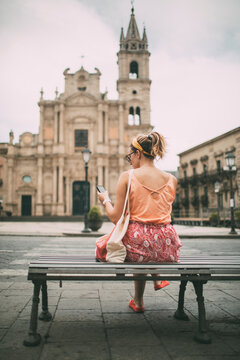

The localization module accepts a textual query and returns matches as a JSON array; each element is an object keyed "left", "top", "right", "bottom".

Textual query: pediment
[{"left": 66, "top": 93, "right": 97, "bottom": 106}]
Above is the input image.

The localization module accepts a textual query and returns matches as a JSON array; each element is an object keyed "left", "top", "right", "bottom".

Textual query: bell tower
[{"left": 117, "top": 6, "right": 151, "bottom": 126}]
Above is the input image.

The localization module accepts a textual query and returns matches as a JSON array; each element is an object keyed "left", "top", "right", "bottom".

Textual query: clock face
[{"left": 22, "top": 175, "right": 32, "bottom": 183}]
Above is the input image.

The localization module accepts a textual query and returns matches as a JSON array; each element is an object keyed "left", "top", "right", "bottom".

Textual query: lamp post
[
  {"left": 225, "top": 152, "right": 237, "bottom": 235},
  {"left": 214, "top": 181, "right": 220, "bottom": 226},
  {"left": 81, "top": 147, "right": 92, "bottom": 233}
]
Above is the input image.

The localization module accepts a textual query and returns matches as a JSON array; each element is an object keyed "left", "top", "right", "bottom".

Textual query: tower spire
[{"left": 126, "top": 5, "right": 140, "bottom": 40}]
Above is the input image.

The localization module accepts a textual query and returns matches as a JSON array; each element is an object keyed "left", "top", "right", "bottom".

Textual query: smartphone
[{"left": 96, "top": 185, "right": 106, "bottom": 193}]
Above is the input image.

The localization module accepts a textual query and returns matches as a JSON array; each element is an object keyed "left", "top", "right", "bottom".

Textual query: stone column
[
  {"left": 54, "top": 106, "right": 58, "bottom": 144},
  {"left": 52, "top": 161, "right": 57, "bottom": 215},
  {"left": 39, "top": 105, "right": 44, "bottom": 143},
  {"left": 98, "top": 104, "right": 103, "bottom": 143},
  {"left": 98, "top": 158, "right": 103, "bottom": 185},
  {"left": 105, "top": 165, "right": 109, "bottom": 194},
  {"left": 57, "top": 158, "right": 64, "bottom": 215},
  {"left": 66, "top": 176, "right": 70, "bottom": 215},
  {"left": 105, "top": 108, "right": 109, "bottom": 144},
  {"left": 36, "top": 158, "right": 43, "bottom": 216},
  {"left": 7, "top": 158, "right": 13, "bottom": 204},
  {"left": 59, "top": 103, "right": 64, "bottom": 144}
]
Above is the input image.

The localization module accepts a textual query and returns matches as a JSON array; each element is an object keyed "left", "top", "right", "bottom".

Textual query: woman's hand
[{"left": 97, "top": 191, "right": 110, "bottom": 205}]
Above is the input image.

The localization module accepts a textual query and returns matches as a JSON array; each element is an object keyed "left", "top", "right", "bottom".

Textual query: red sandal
[
  {"left": 129, "top": 299, "right": 145, "bottom": 313},
  {"left": 154, "top": 281, "right": 170, "bottom": 291}
]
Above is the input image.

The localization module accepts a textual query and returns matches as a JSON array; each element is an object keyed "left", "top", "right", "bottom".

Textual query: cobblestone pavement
[{"left": 0, "top": 232, "right": 240, "bottom": 360}]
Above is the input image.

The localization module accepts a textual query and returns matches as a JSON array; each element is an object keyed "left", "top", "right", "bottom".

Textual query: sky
[{"left": 0, "top": 0, "right": 240, "bottom": 171}]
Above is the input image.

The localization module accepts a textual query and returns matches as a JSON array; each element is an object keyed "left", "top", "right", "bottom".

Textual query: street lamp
[
  {"left": 81, "top": 147, "right": 92, "bottom": 233},
  {"left": 225, "top": 152, "right": 237, "bottom": 234},
  {"left": 214, "top": 181, "right": 220, "bottom": 226}
]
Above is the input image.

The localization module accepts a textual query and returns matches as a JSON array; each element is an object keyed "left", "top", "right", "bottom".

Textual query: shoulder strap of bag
[{"left": 122, "top": 169, "right": 133, "bottom": 216}]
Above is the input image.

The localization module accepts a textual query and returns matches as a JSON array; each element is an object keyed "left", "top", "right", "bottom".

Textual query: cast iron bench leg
[
  {"left": 174, "top": 280, "right": 189, "bottom": 321},
  {"left": 23, "top": 280, "right": 42, "bottom": 346},
  {"left": 39, "top": 281, "right": 52, "bottom": 321},
  {"left": 192, "top": 280, "right": 212, "bottom": 344}
]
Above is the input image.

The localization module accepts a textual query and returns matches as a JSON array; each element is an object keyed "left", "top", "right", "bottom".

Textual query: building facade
[
  {"left": 0, "top": 8, "right": 152, "bottom": 216},
  {"left": 177, "top": 127, "right": 240, "bottom": 220}
]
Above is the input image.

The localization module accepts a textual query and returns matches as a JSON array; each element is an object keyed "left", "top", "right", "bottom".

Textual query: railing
[{"left": 179, "top": 169, "right": 234, "bottom": 186}]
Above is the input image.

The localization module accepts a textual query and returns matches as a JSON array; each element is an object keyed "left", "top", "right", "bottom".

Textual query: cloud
[
  {"left": 0, "top": 0, "right": 118, "bottom": 142},
  {"left": 151, "top": 52, "right": 240, "bottom": 170},
  {"left": 0, "top": 0, "right": 240, "bottom": 171}
]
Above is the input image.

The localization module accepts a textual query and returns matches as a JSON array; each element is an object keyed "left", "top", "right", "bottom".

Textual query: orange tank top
[{"left": 129, "top": 172, "right": 176, "bottom": 224}]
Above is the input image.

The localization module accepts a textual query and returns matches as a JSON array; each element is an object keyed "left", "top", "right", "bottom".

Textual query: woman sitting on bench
[{"left": 98, "top": 131, "right": 182, "bottom": 312}]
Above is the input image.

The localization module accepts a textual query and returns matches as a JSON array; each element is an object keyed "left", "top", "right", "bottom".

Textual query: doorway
[
  {"left": 21, "top": 195, "right": 32, "bottom": 216},
  {"left": 72, "top": 181, "right": 90, "bottom": 215}
]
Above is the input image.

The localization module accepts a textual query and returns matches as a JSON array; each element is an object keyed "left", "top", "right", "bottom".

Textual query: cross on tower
[{"left": 80, "top": 55, "right": 85, "bottom": 67}]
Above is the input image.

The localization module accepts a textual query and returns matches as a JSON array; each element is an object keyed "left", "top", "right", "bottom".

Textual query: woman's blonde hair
[{"left": 131, "top": 131, "right": 166, "bottom": 159}]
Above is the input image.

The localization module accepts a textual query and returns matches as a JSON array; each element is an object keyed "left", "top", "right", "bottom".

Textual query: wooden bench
[{"left": 23, "top": 255, "right": 240, "bottom": 347}]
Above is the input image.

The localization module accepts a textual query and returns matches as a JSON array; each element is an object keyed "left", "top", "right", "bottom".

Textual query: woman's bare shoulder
[{"left": 118, "top": 170, "right": 130, "bottom": 184}]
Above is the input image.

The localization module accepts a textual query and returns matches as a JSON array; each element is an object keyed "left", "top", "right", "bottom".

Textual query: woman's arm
[{"left": 97, "top": 171, "right": 129, "bottom": 224}]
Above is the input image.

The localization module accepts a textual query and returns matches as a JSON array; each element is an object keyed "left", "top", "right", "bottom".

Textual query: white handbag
[{"left": 105, "top": 169, "right": 133, "bottom": 263}]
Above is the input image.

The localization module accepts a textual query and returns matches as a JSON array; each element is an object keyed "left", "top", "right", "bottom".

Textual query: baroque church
[{"left": 0, "top": 7, "right": 153, "bottom": 216}]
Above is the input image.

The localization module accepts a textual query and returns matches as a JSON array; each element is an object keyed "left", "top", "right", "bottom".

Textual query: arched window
[
  {"left": 128, "top": 106, "right": 141, "bottom": 126},
  {"left": 135, "top": 107, "right": 141, "bottom": 125},
  {"left": 129, "top": 61, "right": 138, "bottom": 79},
  {"left": 128, "top": 107, "right": 134, "bottom": 125}
]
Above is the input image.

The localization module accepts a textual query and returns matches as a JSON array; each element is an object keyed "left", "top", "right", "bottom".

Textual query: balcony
[{"left": 179, "top": 168, "right": 232, "bottom": 187}]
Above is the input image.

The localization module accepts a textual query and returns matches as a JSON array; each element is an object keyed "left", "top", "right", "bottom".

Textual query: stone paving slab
[{"left": 0, "top": 234, "right": 240, "bottom": 359}]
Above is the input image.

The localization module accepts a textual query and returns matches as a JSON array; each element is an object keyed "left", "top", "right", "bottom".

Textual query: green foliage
[
  {"left": 209, "top": 212, "right": 219, "bottom": 227},
  {"left": 88, "top": 206, "right": 102, "bottom": 221}
]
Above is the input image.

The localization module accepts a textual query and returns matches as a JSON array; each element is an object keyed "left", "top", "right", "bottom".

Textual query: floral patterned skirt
[{"left": 122, "top": 221, "right": 182, "bottom": 263}]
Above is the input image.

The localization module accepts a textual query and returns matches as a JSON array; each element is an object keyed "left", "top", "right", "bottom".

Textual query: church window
[
  {"left": 128, "top": 106, "right": 141, "bottom": 126},
  {"left": 129, "top": 106, "right": 134, "bottom": 115},
  {"left": 128, "top": 107, "right": 134, "bottom": 126},
  {"left": 130, "top": 43, "right": 137, "bottom": 50},
  {"left": 78, "top": 87, "right": 86, "bottom": 91},
  {"left": 132, "top": 90, "right": 137, "bottom": 94},
  {"left": 135, "top": 106, "right": 141, "bottom": 125},
  {"left": 129, "top": 61, "right": 138, "bottom": 79},
  {"left": 75, "top": 129, "right": 88, "bottom": 148}
]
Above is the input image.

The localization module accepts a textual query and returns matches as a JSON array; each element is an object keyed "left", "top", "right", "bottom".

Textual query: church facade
[{"left": 0, "top": 8, "right": 153, "bottom": 216}]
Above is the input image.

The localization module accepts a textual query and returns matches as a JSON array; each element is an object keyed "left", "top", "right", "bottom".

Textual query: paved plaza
[{"left": 0, "top": 222, "right": 239, "bottom": 359}]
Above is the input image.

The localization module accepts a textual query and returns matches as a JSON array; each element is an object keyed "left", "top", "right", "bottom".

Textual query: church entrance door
[
  {"left": 72, "top": 181, "right": 90, "bottom": 215},
  {"left": 21, "top": 195, "right": 32, "bottom": 216}
]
